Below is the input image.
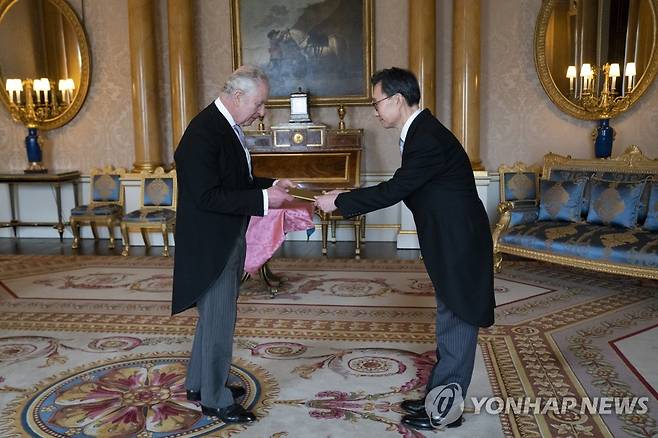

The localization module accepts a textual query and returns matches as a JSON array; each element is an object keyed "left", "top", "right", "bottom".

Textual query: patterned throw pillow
[
  {"left": 586, "top": 179, "right": 646, "bottom": 228},
  {"left": 643, "top": 182, "right": 658, "bottom": 231},
  {"left": 503, "top": 172, "right": 538, "bottom": 201},
  {"left": 538, "top": 179, "right": 588, "bottom": 222}
]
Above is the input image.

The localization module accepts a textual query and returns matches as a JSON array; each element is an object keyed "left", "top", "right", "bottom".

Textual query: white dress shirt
[{"left": 399, "top": 108, "right": 423, "bottom": 154}]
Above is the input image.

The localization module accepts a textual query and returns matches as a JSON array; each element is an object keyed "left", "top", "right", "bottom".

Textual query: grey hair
[{"left": 221, "top": 65, "right": 269, "bottom": 95}]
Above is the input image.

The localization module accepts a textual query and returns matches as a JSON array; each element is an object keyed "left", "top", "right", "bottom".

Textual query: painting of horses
[{"left": 231, "top": 0, "right": 374, "bottom": 106}]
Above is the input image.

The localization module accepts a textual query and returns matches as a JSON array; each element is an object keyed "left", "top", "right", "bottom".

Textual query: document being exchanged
[{"left": 286, "top": 187, "right": 318, "bottom": 202}]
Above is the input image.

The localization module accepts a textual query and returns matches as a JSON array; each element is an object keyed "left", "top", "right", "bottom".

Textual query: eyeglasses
[{"left": 371, "top": 94, "right": 395, "bottom": 109}]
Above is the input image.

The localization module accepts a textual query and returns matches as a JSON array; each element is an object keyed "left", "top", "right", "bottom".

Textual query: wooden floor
[{"left": 0, "top": 237, "right": 422, "bottom": 260}]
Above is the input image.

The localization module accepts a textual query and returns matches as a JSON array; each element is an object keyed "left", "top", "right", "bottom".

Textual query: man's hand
[
  {"left": 267, "top": 185, "right": 294, "bottom": 208},
  {"left": 314, "top": 193, "right": 339, "bottom": 213},
  {"left": 274, "top": 179, "right": 297, "bottom": 190}
]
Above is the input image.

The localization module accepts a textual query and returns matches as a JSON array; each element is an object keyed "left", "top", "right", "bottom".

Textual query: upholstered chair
[
  {"left": 120, "top": 167, "right": 177, "bottom": 257},
  {"left": 70, "top": 166, "right": 126, "bottom": 249}
]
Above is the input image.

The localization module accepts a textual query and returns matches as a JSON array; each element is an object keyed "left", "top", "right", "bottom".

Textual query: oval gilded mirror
[
  {"left": 0, "top": 0, "right": 90, "bottom": 130},
  {"left": 535, "top": 0, "right": 658, "bottom": 120}
]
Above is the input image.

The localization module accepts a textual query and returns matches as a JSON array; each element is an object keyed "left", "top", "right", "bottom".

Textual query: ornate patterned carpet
[{"left": 0, "top": 255, "right": 655, "bottom": 437}]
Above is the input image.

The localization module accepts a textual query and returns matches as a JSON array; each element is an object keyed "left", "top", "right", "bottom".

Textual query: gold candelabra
[
  {"left": 5, "top": 77, "right": 75, "bottom": 173},
  {"left": 566, "top": 62, "right": 636, "bottom": 119}
]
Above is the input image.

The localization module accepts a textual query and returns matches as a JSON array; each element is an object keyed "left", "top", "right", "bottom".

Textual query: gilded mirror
[
  {"left": 535, "top": 0, "right": 658, "bottom": 120},
  {"left": 0, "top": 0, "right": 90, "bottom": 129}
]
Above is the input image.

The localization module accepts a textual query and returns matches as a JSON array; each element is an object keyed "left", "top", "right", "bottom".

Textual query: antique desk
[
  {"left": 0, "top": 170, "right": 81, "bottom": 241},
  {"left": 246, "top": 127, "right": 364, "bottom": 256}
]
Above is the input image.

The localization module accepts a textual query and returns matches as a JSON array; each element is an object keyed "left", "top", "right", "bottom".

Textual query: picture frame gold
[{"left": 230, "top": 0, "right": 374, "bottom": 107}]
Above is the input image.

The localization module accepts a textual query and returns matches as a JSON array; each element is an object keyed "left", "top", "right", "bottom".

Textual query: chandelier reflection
[
  {"left": 4, "top": 77, "right": 75, "bottom": 173},
  {"left": 565, "top": 61, "right": 637, "bottom": 119}
]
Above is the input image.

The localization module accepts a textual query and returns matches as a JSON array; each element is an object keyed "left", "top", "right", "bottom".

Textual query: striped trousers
[
  {"left": 425, "top": 297, "right": 480, "bottom": 397},
  {"left": 185, "top": 234, "right": 246, "bottom": 409}
]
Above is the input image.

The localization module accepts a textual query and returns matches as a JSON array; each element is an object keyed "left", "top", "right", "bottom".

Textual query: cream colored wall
[{"left": 0, "top": 0, "right": 656, "bottom": 174}]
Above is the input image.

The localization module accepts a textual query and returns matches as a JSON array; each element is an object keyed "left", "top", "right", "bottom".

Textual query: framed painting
[{"left": 230, "top": 0, "right": 374, "bottom": 107}]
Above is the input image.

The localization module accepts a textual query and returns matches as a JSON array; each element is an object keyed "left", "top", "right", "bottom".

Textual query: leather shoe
[
  {"left": 201, "top": 403, "right": 256, "bottom": 423},
  {"left": 400, "top": 398, "right": 425, "bottom": 415},
  {"left": 186, "top": 386, "right": 245, "bottom": 402},
  {"left": 401, "top": 412, "right": 463, "bottom": 430}
]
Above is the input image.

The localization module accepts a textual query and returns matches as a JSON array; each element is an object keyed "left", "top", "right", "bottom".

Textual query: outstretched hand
[
  {"left": 274, "top": 179, "right": 297, "bottom": 190},
  {"left": 314, "top": 193, "right": 339, "bottom": 213},
  {"left": 266, "top": 185, "right": 294, "bottom": 208}
]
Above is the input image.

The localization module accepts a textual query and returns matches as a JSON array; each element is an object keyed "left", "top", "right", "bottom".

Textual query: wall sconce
[
  {"left": 565, "top": 62, "right": 637, "bottom": 158},
  {"left": 4, "top": 77, "right": 75, "bottom": 173}
]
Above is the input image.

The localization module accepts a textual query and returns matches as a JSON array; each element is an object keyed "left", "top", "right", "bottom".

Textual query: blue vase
[
  {"left": 24, "top": 127, "right": 46, "bottom": 173},
  {"left": 594, "top": 119, "right": 614, "bottom": 159}
]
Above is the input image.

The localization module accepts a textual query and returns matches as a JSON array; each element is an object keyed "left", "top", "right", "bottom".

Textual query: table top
[{"left": 0, "top": 170, "right": 81, "bottom": 183}]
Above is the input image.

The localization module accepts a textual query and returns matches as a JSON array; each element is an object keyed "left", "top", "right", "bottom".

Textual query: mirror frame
[
  {"left": 0, "top": 0, "right": 91, "bottom": 130},
  {"left": 534, "top": 0, "right": 658, "bottom": 120}
]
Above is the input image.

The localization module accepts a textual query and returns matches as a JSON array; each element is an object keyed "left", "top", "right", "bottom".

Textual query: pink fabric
[{"left": 244, "top": 201, "right": 315, "bottom": 274}]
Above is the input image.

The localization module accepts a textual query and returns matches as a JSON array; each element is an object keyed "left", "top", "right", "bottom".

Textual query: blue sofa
[{"left": 493, "top": 146, "right": 658, "bottom": 280}]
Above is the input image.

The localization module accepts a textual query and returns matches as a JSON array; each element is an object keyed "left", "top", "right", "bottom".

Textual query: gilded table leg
[
  {"left": 8, "top": 183, "right": 17, "bottom": 238},
  {"left": 70, "top": 218, "right": 80, "bottom": 249},
  {"left": 260, "top": 262, "right": 281, "bottom": 298},
  {"left": 54, "top": 182, "right": 65, "bottom": 241},
  {"left": 161, "top": 223, "right": 170, "bottom": 257},
  {"left": 107, "top": 218, "right": 116, "bottom": 249},
  {"left": 120, "top": 223, "right": 130, "bottom": 256}
]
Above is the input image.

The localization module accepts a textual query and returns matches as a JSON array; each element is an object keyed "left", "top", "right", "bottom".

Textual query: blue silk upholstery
[
  {"left": 538, "top": 179, "right": 587, "bottom": 223},
  {"left": 91, "top": 174, "right": 122, "bottom": 202},
  {"left": 122, "top": 209, "right": 176, "bottom": 222},
  {"left": 510, "top": 206, "right": 539, "bottom": 227},
  {"left": 143, "top": 178, "right": 174, "bottom": 207},
  {"left": 586, "top": 179, "right": 646, "bottom": 228},
  {"left": 503, "top": 172, "right": 538, "bottom": 201},
  {"left": 501, "top": 221, "right": 658, "bottom": 268},
  {"left": 71, "top": 204, "right": 123, "bottom": 216},
  {"left": 549, "top": 169, "right": 596, "bottom": 217},
  {"left": 643, "top": 182, "right": 658, "bottom": 231}
]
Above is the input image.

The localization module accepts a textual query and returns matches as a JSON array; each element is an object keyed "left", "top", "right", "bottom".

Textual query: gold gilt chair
[
  {"left": 70, "top": 166, "right": 126, "bottom": 249},
  {"left": 120, "top": 167, "right": 177, "bottom": 257}
]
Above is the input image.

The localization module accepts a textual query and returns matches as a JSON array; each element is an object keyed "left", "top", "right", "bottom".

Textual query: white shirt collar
[
  {"left": 400, "top": 108, "right": 423, "bottom": 143},
  {"left": 214, "top": 96, "right": 237, "bottom": 127}
]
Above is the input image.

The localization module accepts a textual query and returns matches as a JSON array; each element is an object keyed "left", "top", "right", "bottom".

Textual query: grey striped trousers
[
  {"left": 426, "top": 297, "right": 480, "bottom": 397},
  {"left": 185, "top": 235, "right": 246, "bottom": 409}
]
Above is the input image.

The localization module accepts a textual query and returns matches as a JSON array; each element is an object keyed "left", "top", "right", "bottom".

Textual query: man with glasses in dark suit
[{"left": 315, "top": 67, "right": 495, "bottom": 430}]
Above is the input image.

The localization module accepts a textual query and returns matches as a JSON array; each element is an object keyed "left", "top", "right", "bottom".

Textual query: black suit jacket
[
  {"left": 336, "top": 109, "right": 495, "bottom": 327},
  {"left": 171, "top": 103, "right": 274, "bottom": 314}
]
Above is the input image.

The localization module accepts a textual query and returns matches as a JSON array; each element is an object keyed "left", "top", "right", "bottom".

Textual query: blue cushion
[
  {"left": 501, "top": 221, "right": 658, "bottom": 268},
  {"left": 510, "top": 206, "right": 539, "bottom": 227},
  {"left": 143, "top": 178, "right": 174, "bottom": 207},
  {"left": 586, "top": 179, "right": 646, "bottom": 229},
  {"left": 503, "top": 172, "right": 538, "bottom": 201},
  {"left": 122, "top": 208, "right": 176, "bottom": 222},
  {"left": 92, "top": 174, "right": 122, "bottom": 202},
  {"left": 71, "top": 204, "right": 122, "bottom": 216},
  {"left": 538, "top": 179, "right": 587, "bottom": 223},
  {"left": 595, "top": 172, "right": 653, "bottom": 223},
  {"left": 643, "top": 182, "right": 658, "bottom": 231},
  {"left": 549, "top": 170, "right": 596, "bottom": 217}
]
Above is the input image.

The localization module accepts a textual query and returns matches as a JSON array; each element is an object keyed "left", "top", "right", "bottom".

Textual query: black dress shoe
[
  {"left": 186, "top": 386, "right": 245, "bottom": 402},
  {"left": 401, "top": 412, "right": 463, "bottom": 430},
  {"left": 400, "top": 398, "right": 425, "bottom": 415},
  {"left": 201, "top": 403, "right": 256, "bottom": 423}
]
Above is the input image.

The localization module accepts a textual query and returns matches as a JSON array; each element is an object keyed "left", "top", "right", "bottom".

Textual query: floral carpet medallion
[
  {"left": 0, "top": 256, "right": 656, "bottom": 437},
  {"left": 8, "top": 354, "right": 274, "bottom": 437}
]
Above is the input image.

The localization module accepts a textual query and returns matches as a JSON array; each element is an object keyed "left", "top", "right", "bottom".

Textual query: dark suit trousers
[
  {"left": 185, "top": 233, "right": 246, "bottom": 409},
  {"left": 426, "top": 297, "right": 479, "bottom": 397}
]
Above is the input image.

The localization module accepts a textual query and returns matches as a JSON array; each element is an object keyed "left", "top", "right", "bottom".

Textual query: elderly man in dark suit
[
  {"left": 315, "top": 67, "right": 495, "bottom": 430},
  {"left": 172, "top": 66, "right": 293, "bottom": 424}
]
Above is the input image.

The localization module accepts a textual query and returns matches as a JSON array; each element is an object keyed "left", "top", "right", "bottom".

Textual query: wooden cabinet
[{"left": 245, "top": 128, "right": 365, "bottom": 257}]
